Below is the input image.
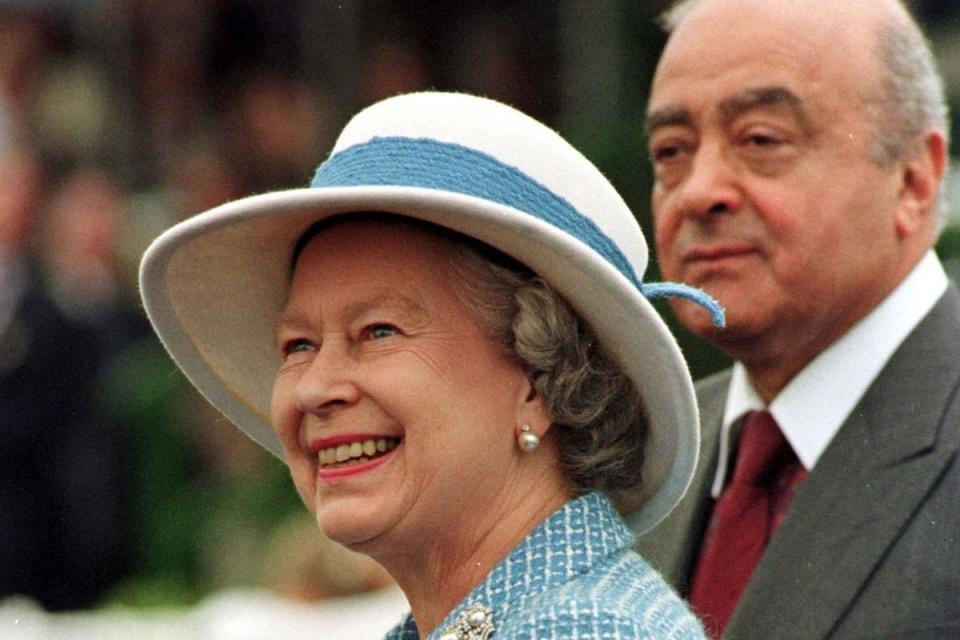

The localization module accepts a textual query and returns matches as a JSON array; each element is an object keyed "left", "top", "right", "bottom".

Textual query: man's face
[{"left": 647, "top": 0, "right": 908, "bottom": 371}]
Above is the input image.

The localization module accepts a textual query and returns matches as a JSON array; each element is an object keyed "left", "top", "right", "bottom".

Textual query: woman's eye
[
  {"left": 283, "top": 338, "right": 315, "bottom": 357},
  {"left": 366, "top": 324, "right": 400, "bottom": 340}
]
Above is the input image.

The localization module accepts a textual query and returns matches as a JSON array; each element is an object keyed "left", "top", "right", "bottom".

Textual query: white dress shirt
[{"left": 712, "top": 250, "right": 950, "bottom": 497}]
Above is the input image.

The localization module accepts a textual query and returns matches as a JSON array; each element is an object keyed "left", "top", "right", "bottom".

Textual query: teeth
[{"left": 318, "top": 438, "right": 399, "bottom": 467}]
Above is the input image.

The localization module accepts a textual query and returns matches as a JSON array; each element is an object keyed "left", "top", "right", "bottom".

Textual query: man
[{"left": 633, "top": 0, "right": 960, "bottom": 638}]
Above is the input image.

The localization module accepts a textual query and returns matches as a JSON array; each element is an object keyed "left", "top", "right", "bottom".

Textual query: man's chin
[{"left": 674, "top": 302, "right": 768, "bottom": 356}]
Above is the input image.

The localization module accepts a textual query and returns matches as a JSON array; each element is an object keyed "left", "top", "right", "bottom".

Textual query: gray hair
[
  {"left": 660, "top": 0, "right": 951, "bottom": 230},
  {"left": 868, "top": 21, "right": 950, "bottom": 230},
  {"left": 448, "top": 241, "right": 647, "bottom": 503}
]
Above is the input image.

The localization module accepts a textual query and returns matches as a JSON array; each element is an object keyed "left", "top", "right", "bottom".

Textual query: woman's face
[{"left": 271, "top": 220, "right": 537, "bottom": 553}]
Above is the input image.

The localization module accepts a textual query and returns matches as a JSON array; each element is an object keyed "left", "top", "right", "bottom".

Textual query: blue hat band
[
  {"left": 310, "top": 136, "right": 725, "bottom": 327},
  {"left": 311, "top": 136, "right": 640, "bottom": 286}
]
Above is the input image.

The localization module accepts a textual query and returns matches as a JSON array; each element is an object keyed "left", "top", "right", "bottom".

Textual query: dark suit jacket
[
  {"left": 0, "top": 264, "right": 129, "bottom": 609},
  {"left": 634, "top": 285, "right": 960, "bottom": 639}
]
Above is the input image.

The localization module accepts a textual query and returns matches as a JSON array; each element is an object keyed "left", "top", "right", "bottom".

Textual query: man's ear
[{"left": 895, "top": 128, "right": 947, "bottom": 238}]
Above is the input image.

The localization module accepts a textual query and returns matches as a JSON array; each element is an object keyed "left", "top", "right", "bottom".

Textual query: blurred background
[{"left": 1, "top": 0, "right": 958, "bottom": 637}]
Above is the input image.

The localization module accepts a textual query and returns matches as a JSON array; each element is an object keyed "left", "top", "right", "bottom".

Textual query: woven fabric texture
[{"left": 384, "top": 491, "right": 706, "bottom": 639}]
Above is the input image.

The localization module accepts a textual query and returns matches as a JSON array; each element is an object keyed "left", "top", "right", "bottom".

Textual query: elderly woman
[{"left": 140, "top": 92, "right": 722, "bottom": 638}]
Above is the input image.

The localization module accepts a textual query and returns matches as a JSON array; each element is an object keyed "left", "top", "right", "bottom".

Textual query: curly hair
[{"left": 448, "top": 240, "right": 647, "bottom": 503}]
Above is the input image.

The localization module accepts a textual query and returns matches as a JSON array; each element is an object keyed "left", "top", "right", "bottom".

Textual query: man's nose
[
  {"left": 293, "top": 339, "right": 361, "bottom": 415},
  {"left": 676, "top": 142, "right": 742, "bottom": 219}
]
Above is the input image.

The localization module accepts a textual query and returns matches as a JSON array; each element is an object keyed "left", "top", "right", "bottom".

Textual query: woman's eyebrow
[
  {"left": 275, "top": 307, "right": 311, "bottom": 336},
  {"left": 276, "top": 293, "right": 431, "bottom": 333},
  {"left": 341, "top": 293, "right": 431, "bottom": 324}
]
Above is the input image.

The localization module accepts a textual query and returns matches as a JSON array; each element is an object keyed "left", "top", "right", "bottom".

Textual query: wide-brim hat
[{"left": 139, "top": 91, "right": 721, "bottom": 534}]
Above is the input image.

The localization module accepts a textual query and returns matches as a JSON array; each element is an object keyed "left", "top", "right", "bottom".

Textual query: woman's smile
[
  {"left": 314, "top": 435, "right": 401, "bottom": 467},
  {"left": 313, "top": 435, "right": 402, "bottom": 479}
]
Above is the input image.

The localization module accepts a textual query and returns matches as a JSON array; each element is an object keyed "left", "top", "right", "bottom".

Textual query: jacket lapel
[{"left": 726, "top": 286, "right": 960, "bottom": 639}]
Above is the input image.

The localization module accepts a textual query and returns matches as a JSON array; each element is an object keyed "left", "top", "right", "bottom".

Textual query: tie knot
[{"left": 731, "top": 410, "right": 793, "bottom": 486}]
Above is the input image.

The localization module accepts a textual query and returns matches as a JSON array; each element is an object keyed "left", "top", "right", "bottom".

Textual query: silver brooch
[{"left": 436, "top": 603, "right": 495, "bottom": 640}]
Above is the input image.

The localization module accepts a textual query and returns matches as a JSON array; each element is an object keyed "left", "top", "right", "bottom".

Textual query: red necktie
[{"left": 689, "top": 411, "right": 808, "bottom": 638}]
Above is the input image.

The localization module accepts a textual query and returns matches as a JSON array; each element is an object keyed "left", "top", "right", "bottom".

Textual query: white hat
[{"left": 139, "top": 91, "right": 722, "bottom": 533}]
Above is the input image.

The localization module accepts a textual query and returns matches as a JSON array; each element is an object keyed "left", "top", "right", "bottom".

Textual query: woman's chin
[{"left": 314, "top": 500, "right": 393, "bottom": 550}]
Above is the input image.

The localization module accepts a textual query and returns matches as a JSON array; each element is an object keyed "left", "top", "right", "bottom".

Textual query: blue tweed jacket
[{"left": 384, "top": 491, "right": 705, "bottom": 639}]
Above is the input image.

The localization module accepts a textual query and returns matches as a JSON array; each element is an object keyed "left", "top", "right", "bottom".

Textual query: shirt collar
[
  {"left": 713, "top": 250, "right": 949, "bottom": 497},
  {"left": 384, "top": 491, "right": 633, "bottom": 639}
]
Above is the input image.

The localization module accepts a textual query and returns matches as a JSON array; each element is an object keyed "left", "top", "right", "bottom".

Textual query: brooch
[{"left": 436, "top": 603, "right": 495, "bottom": 640}]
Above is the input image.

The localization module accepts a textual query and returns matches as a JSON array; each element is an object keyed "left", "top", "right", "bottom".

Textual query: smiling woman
[{"left": 139, "top": 92, "right": 720, "bottom": 639}]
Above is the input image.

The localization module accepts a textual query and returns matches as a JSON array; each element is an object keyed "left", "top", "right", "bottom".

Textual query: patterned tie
[{"left": 689, "top": 410, "right": 808, "bottom": 638}]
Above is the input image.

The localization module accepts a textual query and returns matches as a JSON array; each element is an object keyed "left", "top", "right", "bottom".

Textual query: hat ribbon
[{"left": 311, "top": 136, "right": 724, "bottom": 327}]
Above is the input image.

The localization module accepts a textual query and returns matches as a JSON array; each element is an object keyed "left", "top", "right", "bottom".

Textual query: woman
[{"left": 140, "top": 92, "right": 722, "bottom": 638}]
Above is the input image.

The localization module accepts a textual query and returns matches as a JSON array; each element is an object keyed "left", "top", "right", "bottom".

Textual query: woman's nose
[{"left": 293, "top": 339, "right": 362, "bottom": 415}]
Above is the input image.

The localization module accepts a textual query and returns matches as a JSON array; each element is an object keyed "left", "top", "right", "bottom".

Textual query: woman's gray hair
[
  {"left": 448, "top": 240, "right": 647, "bottom": 503},
  {"left": 659, "top": 0, "right": 951, "bottom": 231}
]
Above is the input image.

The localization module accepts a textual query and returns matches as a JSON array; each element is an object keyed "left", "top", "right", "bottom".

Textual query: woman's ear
[{"left": 515, "top": 377, "right": 553, "bottom": 437}]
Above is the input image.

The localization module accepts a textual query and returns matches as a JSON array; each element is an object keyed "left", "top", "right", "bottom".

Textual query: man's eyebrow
[
  {"left": 717, "top": 86, "right": 810, "bottom": 131},
  {"left": 645, "top": 87, "right": 812, "bottom": 138},
  {"left": 645, "top": 106, "right": 694, "bottom": 136}
]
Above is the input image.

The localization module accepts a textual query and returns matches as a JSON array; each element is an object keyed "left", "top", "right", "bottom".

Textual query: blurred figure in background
[
  {"left": 40, "top": 166, "right": 148, "bottom": 354},
  {"left": 0, "top": 147, "right": 126, "bottom": 610},
  {"left": 223, "top": 71, "right": 329, "bottom": 192}
]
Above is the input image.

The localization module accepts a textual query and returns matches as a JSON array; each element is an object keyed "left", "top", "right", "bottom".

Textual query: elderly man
[{"left": 633, "top": 0, "right": 960, "bottom": 638}]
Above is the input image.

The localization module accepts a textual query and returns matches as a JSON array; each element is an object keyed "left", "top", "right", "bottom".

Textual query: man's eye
[
  {"left": 749, "top": 135, "right": 776, "bottom": 146},
  {"left": 652, "top": 144, "right": 682, "bottom": 162},
  {"left": 744, "top": 132, "right": 785, "bottom": 148},
  {"left": 366, "top": 324, "right": 400, "bottom": 340}
]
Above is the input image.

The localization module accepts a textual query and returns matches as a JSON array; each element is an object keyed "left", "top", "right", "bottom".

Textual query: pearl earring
[{"left": 518, "top": 424, "right": 540, "bottom": 452}]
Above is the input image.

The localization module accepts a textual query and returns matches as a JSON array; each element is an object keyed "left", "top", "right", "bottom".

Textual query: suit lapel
[{"left": 727, "top": 286, "right": 960, "bottom": 639}]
